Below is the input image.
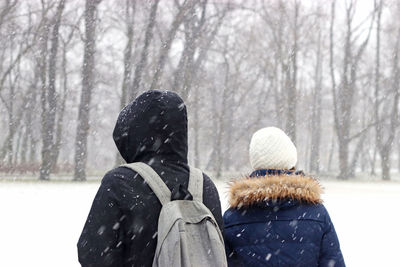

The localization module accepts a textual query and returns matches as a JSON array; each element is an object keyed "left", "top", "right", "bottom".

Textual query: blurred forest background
[{"left": 1, "top": 0, "right": 400, "bottom": 181}]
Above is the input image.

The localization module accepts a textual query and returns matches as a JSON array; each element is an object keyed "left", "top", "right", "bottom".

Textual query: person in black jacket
[
  {"left": 223, "top": 127, "right": 345, "bottom": 267},
  {"left": 77, "top": 90, "right": 223, "bottom": 267}
]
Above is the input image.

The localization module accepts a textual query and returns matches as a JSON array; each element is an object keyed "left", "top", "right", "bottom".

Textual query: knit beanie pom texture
[{"left": 249, "top": 127, "right": 297, "bottom": 170}]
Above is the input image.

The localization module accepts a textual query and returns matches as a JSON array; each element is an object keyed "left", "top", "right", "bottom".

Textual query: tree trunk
[
  {"left": 330, "top": 0, "right": 374, "bottom": 179},
  {"left": 398, "top": 139, "right": 400, "bottom": 173},
  {"left": 309, "top": 25, "right": 322, "bottom": 174},
  {"left": 130, "top": 0, "right": 159, "bottom": 99},
  {"left": 285, "top": 1, "right": 299, "bottom": 145},
  {"left": 20, "top": 126, "right": 28, "bottom": 165},
  {"left": 349, "top": 132, "right": 366, "bottom": 177},
  {"left": 381, "top": 149, "right": 391, "bottom": 181},
  {"left": 374, "top": 0, "right": 382, "bottom": 176},
  {"left": 39, "top": 20, "right": 50, "bottom": 179},
  {"left": 52, "top": 35, "right": 69, "bottom": 172},
  {"left": 115, "top": 0, "right": 135, "bottom": 166},
  {"left": 375, "top": 1, "right": 400, "bottom": 181},
  {"left": 337, "top": 138, "right": 349, "bottom": 179},
  {"left": 40, "top": 0, "right": 65, "bottom": 180},
  {"left": 150, "top": 0, "right": 195, "bottom": 91},
  {"left": 370, "top": 146, "right": 377, "bottom": 176},
  {"left": 327, "top": 135, "right": 335, "bottom": 172},
  {"left": 14, "top": 126, "right": 23, "bottom": 166},
  {"left": 173, "top": 0, "right": 210, "bottom": 100},
  {"left": 0, "top": 29, "right": 18, "bottom": 168},
  {"left": 74, "top": 0, "right": 101, "bottom": 181}
]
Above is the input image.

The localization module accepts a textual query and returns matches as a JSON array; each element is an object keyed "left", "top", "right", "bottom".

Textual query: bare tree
[
  {"left": 0, "top": 4, "right": 44, "bottom": 168},
  {"left": 309, "top": 20, "right": 323, "bottom": 174},
  {"left": 257, "top": 0, "right": 301, "bottom": 142},
  {"left": 114, "top": 0, "right": 136, "bottom": 166},
  {"left": 258, "top": 0, "right": 287, "bottom": 129},
  {"left": 285, "top": 0, "right": 300, "bottom": 144},
  {"left": 120, "top": 0, "right": 136, "bottom": 109},
  {"left": 39, "top": 0, "right": 65, "bottom": 180},
  {"left": 374, "top": 0, "right": 400, "bottom": 180},
  {"left": 74, "top": 0, "right": 102, "bottom": 181},
  {"left": 330, "top": 0, "right": 375, "bottom": 179},
  {"left": 130, "top": 0, "right": 160, "bottom": 99},
  {"left": 173, "top": 0, "right": 207, "bottom": 97},
  {"left": 52, "top": 24, "right": 76, "bottom": 171},
  {"left": 0, "top": 0, "right": 18, "bottom": 30},
  {"left": 149, "top": 0, "right": 197, "bottom": 91},
  {"left": 187, "top": 4, "right": 228, "bottom": 166}
]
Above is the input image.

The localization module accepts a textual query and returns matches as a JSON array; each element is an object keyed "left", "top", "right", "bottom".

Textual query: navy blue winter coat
[{"left": 223, "top": 170, "right": 345, "bottom": 267}]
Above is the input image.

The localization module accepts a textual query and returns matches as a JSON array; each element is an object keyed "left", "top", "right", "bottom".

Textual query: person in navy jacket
[{"left": 223, "top": 127, "right": 345, "bottom": 267}]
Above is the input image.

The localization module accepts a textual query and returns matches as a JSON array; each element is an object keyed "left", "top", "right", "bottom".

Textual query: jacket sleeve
[
  {"left": 319, "top": 209, "right": 346, "bottom": 267},
  {"left": 77, "top": 173, "right": 124, "bottom": 267},
  {"left": 223, "top": 212, "right": 240, "bottom": 267},
  {"left": 202, "top": 174, "right": 224, "bottom": 232}
]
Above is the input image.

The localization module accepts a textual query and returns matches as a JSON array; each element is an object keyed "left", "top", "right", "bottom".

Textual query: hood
[
  {"left": 228, "top": 173, "right": 323, "bottom": 209},
  {"left": 113, "top": 90, "right": 188, "bottom": 164}
]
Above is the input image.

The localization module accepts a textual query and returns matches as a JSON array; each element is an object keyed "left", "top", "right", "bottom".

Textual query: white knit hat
[{"left": 249, "top": 127, "right": 297, "bottom": 170}]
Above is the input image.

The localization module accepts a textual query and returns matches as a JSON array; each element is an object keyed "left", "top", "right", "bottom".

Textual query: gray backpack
[{"left": 123, "top": 162, "right": 227, "bottom": 267}]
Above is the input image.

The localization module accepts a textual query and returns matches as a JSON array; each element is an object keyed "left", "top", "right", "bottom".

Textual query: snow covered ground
[{"left": 1, "top": 179, "right": 399, "bottom": 267}]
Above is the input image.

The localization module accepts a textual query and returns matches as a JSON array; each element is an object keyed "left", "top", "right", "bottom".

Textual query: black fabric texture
[{"left": 77, "top": 90, "right": 223, "bottom": 267}]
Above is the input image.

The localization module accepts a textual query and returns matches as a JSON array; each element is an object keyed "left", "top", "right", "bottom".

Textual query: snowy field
[{"left": 1, "top": 179, "right": 400, "bottom": 267}]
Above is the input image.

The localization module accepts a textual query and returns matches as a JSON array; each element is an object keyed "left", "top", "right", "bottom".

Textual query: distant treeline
[{"left": 0, "top": 0, "right": 399, "bottom": 180}]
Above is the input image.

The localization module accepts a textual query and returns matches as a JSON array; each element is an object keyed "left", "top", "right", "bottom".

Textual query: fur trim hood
[{"left": 228, "top": 174, "right": 323, "bottom": 208}]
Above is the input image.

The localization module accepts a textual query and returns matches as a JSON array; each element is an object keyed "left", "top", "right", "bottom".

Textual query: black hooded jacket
[{"left": 77, "top": 90, "right": 223, "bottom": 267}]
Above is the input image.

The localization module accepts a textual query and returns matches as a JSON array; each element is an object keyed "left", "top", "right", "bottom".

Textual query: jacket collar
[
  {"left": 250, "top": 169, "right": 305, "bottom": 177},
  {"left": 228, "top": 170, "right": 323, "bottom": 209}
]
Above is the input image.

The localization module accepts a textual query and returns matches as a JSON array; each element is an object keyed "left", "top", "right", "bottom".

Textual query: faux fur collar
[{"left": 228, "top": 174, "right": 323, "bottom": 208}]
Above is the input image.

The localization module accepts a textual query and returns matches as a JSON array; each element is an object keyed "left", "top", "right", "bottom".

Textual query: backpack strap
[
  {"left": 123, "top": 162, "right": 171, "bottom": 205},
  {"left": 188, "top": 166, "right": 203, "bottom": 202}
]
